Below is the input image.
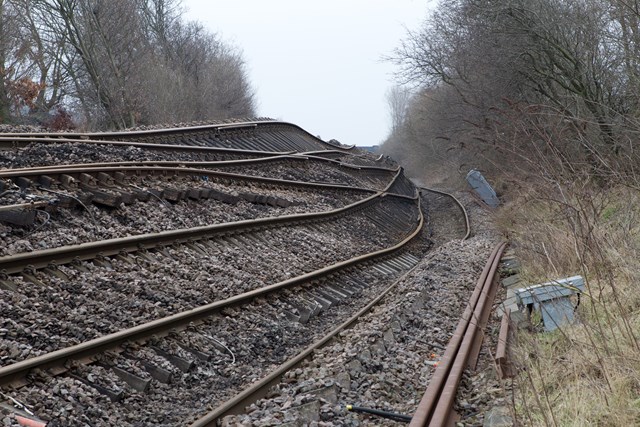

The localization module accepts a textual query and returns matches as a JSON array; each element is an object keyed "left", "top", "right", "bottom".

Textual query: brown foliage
[
  {"left": 46, "top": 107, "right": 75, "bottom": 130},
  {"left": 7, "top": 77, "right": 45, "bottom": 111}
]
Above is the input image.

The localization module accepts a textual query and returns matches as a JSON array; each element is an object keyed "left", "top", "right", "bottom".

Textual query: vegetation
[
  {"left": 383, "top": 0, "right": 640, "bottom": 424},
  {"left": 0, "top": 0, "right": 255, "bottom": 129}
]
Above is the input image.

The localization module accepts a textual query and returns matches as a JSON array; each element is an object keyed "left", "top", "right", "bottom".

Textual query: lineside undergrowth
[{"left": 496, "top": 184, "right": 640, "bottom": 426}]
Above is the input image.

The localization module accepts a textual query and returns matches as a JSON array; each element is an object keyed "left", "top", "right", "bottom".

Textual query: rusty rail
[
  {"left": 1, "top": 154, "right": 398, "bottom": 177},
  {"left": 0, "top": 197, "right": 423, "bottom": 387},
  {"left": 189, "top": 203, "right": 425, "bottom": 426},
  {"left": 419, "top": 187, "right": 471, "bottom": 240},
  {"left": 495, "top": 309, "right": 513, "bottom": 379},
  {"left": 0, "top": 120, "right": 353, "bottom": 152},
  {"left": 0, "top": 164, "right": 381, "bottom": 197},
  {"left": 410, "top": 241, "right": 507, "bottom": 427}
]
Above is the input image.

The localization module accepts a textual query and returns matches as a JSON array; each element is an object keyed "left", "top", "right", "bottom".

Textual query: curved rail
[
  {"left": 0, "top": 167, "right": 412, "bottom": 275},
  {"left": 0, "top": 164, "right": 381, "bottom": 198},
  {"left": 0, "top": 136, "right": 292, "bottom": 158},
  {"left": 1, "top": 155, "right": 398, "bottom": 174},
  {"left": 420, "top": 187, "right": 471, "bottom": 240},
  {"left": 0, "top": 195, "right": 415, "bottom": 276},
  {"left": 0, "top": 120, "right": 353, "bottom": 153},
  {"left": 190, "top": 202, "right": 424, "bottom": 426},
  {"left": 0, "top": 195, "right": 422, "bottom": 386},
  {"left": 410, "top": 242, "right": 506, "bottom": 426},
  {"left": 1, "top": 154, "right": 399, "bottom": 182}
]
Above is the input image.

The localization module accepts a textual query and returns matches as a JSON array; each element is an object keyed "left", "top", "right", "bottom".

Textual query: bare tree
[
  {"left": 389, "top": 0, "right": 640, "bottom": 182},
  {"left": 0, "top": 0, "right": 254, "bottom": 128},
  {"left": 386, "top": 85, "right": 411, "bottom": 134}
]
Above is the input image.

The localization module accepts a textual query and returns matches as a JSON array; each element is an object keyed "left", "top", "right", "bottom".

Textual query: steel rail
[
  {"left": 0, "top": 201, "right": 49, "bottom": 212},
  {"left": 0, "top": 135, "right": 388, "bottom": 171},
  {"left": 495, "top": 309, "right": 513, "bottom": 379},
  {"left": 0, "top": 120, "right": 353, "bottom": 152},
  {"left": 0, "top": 165, "right": 382, "bottom": 195},
  {"left": 299, "top": 153, "right": 400, "bottom": 172},
  {"left": 302, "top": 150, "right": 393, "bottom": 167},
  {"left": 0, "top": 197, "right": 422, "bottom": 386},
  {"left": 419, "top": 187, "right": 471, "bottom": 240},
  {"left": 190, "top": 210, "right": 424, "bottom": 426},
  {"left": 409, "top": 241, "right": 507, "bottom": 427},
  {"left": 1, "top": 153, "right": 399, "bottom": 175},
  {"left": 0, "top": 168, "right": 413, "bottom": 275},
  {"left": 0, "top": 193, "right": 409, "bottom": 275},
  {"left": 0, "top": 136, "right": 295, "bottom": 158}
]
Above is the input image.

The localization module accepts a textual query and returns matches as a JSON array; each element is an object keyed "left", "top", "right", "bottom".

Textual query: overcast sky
[{"left": 181, "top": 0, "right": 433, "bottom": 146}]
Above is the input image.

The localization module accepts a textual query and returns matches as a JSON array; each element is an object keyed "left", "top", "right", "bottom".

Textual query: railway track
[
  {"left": 187, "top": 189, "right": 475, "bottom": 426},
  {"left": 0, "top": 189, "right": 424, "bottom": 425},
  {"left": 0, "top": 121, "right": 499, "bottom": 426},
  {"left": 410, "top": 242, "right": 506, "bottom": 426},
  {"left": 0, "top": 121, "right": 345, "bottom": 153},
  {"left": 0, "top": 155, "right": 398, "bottom": 194},
  {"left": 0, "top": 121, "right": 395, "bottom": 173}
]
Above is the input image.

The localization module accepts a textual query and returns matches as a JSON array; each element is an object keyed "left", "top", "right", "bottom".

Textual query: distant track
[
  {"left": 0, "top": 121, "right": 350, "bottom": 153},
  {"left": 420, "top": 187, "right": 471, "bottom": 240}
]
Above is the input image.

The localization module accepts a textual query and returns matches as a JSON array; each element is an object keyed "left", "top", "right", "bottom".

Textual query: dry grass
[{"left": 496, "top": 185, "right": 640, "bottom": 426}]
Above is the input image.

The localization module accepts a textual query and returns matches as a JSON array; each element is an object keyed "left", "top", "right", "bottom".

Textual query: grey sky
[{"left": 181, "top": 0, "right": 432, "bottom": 147}]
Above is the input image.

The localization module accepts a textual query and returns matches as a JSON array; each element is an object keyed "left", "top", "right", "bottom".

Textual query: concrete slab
[{"left": 502, "top": 274, "right": 521, "bottom": 288}]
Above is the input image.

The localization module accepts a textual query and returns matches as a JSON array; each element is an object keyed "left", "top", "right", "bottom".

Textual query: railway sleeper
[
  {"left": 37, "top": 175, "right": 56, "bottom": 189},
  {"left": 326, "top": 284, "right": 351, "bottom": 298},
  {"left": 0, "top": 277, "right": 17, "bottom": 292},
  {"left": 42, "top": 265, "right": 69, "bottom": 281},
  {"left": 187, "top": 188, "right": 204, "bottom": 200},
  {"left": 92, "top": 254, "right": 114, "bottom": 270},
  {"left": 315, "top": 288, "right": 341, "bottom": 305},
  {"left": 184, "top": 242, "right": 207, "bottom": 256},
  {"left": 296, "top": 306, "right": 312, "bottom": 324},
  {"left": 308, "top": 292, "right": 332, "bottom": 310},
  {"left": 238, "top": 191, "right": 294, "bottom": 208},
  {"left": 11, "top": 176, "right": 33, "bottom": 191},
  {"left": 281, "top": 309, "right": 300, "bottom": 322},
  {"left": 79, "top": 184, "right": 122, "bottom": 208},
  {"left": 115, "top": 190, "right": 137, "bottom": 205},
  {"left": 98, "top": 363, "right": 151, "bottom": 393},
  {"left": 20, "top": 268, "right": 45, "bottom": 286},
  {"left": 208, "top": 189, "right": 241, "bottom": 205},
  {"left": 122, "top": 353, "right": 173, "bottom": 384},
  {"left": 68, "top": 372, "right": 124, "bottom": 403},
  {"left": 298, "top": 297, "right": 322, "bottom": 320},
  {"left": 162, "top": 187, "right": 185, "bottom": 202},
  {"left": 328, "top": 283, "right": 352, "bottom": 299},
  {"left": 0, "top": 209, "right": 37, "bottom": 227},
  {"left": 151, "top": 346, "right": 194, "bottom": 373},
  {"left": 348, "top": 277, "right": 369, "bottom": 290},
  {"left": 175, "top": 341, "right": 212, "bottom": 362}
]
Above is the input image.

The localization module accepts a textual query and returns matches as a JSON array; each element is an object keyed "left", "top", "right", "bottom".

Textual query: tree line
[
  {"left": 384, "top": 0, "right": 640, "bottom": 187},
  {"left": 0, "top": 0, "right": 255, "bottom": 130}
]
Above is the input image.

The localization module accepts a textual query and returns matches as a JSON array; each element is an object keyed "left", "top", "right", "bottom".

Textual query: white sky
[{"left": 181, "top": 0, "right": 433, "bottom": 146}]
